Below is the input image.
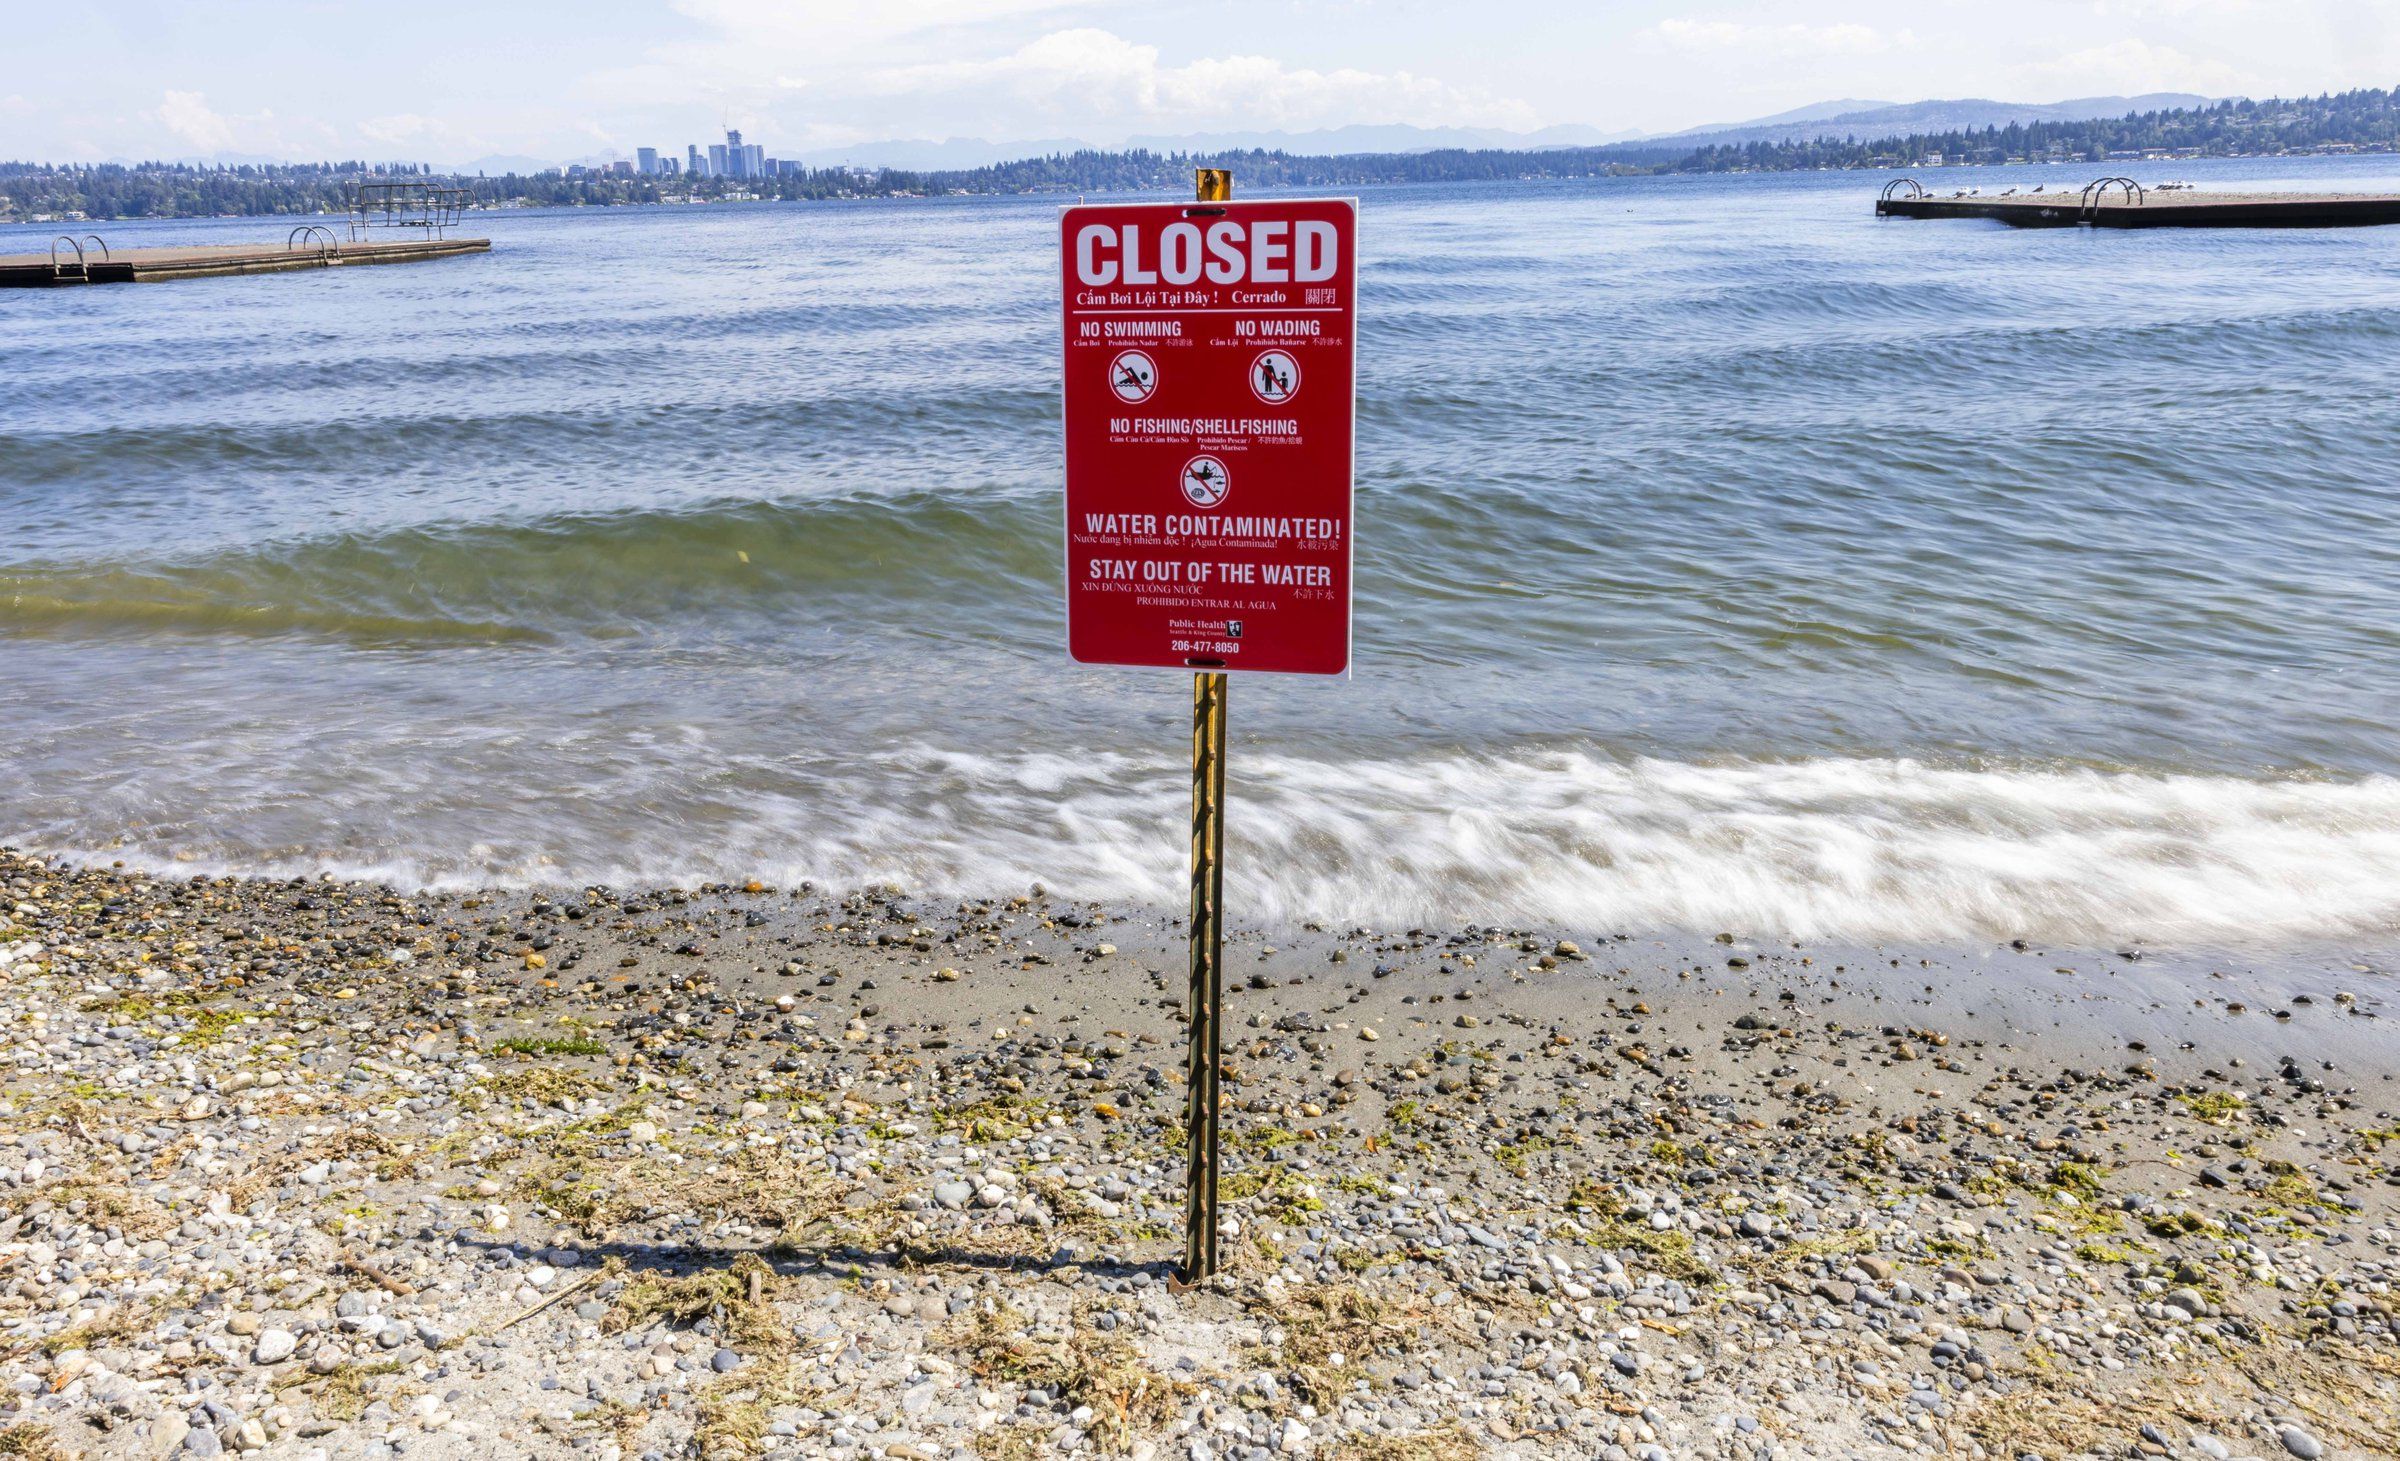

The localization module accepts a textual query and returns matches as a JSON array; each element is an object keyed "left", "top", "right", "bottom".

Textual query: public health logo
[{"left": 1179, "top": 454, "right": 1230, "bottom": 509}]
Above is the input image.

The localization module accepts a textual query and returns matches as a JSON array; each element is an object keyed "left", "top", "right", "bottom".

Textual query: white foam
[
  {"left": 884, "top": 748, "right": 2400, "bottom": 946},
  {"left": 61, "top": 747, "right": 2400, "bottom": 949}
]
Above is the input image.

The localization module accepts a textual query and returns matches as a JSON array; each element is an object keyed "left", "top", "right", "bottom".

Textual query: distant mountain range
[
  {"left": 511, "top": 123, "right": 1645, "bottom": 174},
  {"left": 678, "top": 101, "right": 2221, "bottom": 172},
  {"left": 1122, "top": 122, "right": 1644, "bottom": 157},
  {"left": 1639, "top": 94, "right": 2219, "bottom": 149},
  {"left": 1665, "top": 99, "right": 1901, "bottom": 136},
  {"left": 752, "top": 97, "right": 2221, "bottom": 172}
]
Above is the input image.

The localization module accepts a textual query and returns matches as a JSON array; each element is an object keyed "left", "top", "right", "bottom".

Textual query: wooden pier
[
  {"left": 0, "top": 234, "right": 490, "bottom": 288},
  {"left": 1875, "top": 180, "right": 2400, "bottom": 229}
]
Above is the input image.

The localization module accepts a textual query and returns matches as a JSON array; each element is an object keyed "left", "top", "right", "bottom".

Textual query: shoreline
[
  {"left": 10, "top": 150, "right": 2400, "bottom": 228},
  {"left": 1, "top": 845, "right": 2394, "bottom": 1459}
]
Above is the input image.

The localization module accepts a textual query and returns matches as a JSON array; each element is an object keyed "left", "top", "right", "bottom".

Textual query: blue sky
[{"left": 5, "top": 0, "right": 2395, "bottom": 164}]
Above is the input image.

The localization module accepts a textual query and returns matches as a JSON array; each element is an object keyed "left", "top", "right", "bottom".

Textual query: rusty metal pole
[{"left": 1180, "top": 166, "right": 1234, "bottom": 1286}]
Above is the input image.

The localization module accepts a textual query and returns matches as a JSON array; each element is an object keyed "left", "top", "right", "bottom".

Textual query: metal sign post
[
  {"left": 1056, "top": 166, "right": 1357, "bottom": 1285},
  {"left": 1180, "top": 166, "right": 1232, "bottom": 1286}
]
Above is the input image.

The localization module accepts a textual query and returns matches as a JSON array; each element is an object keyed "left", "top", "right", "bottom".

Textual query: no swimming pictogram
[{"left": 1109, "top": 349, "right": 1158, "bottom": 404}]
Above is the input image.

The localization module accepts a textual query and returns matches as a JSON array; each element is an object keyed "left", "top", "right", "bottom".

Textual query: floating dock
[
  {"left": 0, "top": 234, "right": 490, "bottom": 288},
  {"left": 1875, "top": 178, "right": 2400, "bottom": 229}
]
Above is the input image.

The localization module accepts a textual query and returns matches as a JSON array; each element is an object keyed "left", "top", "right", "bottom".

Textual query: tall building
[
  {"left": 741, "top": 143, "right": 765, "bottom": 179},
  {"left": 725, "top": 129, "right": 745, "bottom": 179},
  {"left": 687, "top": 144, "right": 707, "bottom": 178},
  {"left": 708, "top": 143, "right": 729, "bottom": 177},
  {"left": 636, "top": 147, "right": 658, "bottom": 176}
]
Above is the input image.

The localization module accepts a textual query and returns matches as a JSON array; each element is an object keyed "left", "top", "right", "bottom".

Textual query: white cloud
[
  {"left": 138, "top": 90, "right": 332, "bottom": 158},
  {"left": 670, "top": 0, "right": 1084, "bottom": 51},
  {"left": 2092, "top": 0, "right": 2255, "bottom": 15},
  {"left": 595, "top": 0, "right": 1104, "bottom": 109},
  {"left": 2018, "top": 39, "right": 2250, "bottom": 97},
  {"left": 359, "top": 113, "right": 446, "bottom": 147},
  {"left": 150, "top": 90, "right": 237, "bottom": 152},
  {"left": 1648, "top": 19, "right": 1908, "bottom": 56},
  {"left": 580, "top": 2, "right": 1537, "bottom": 146},
  {"left": 867, "top": 27, "right": 1539, "bottom": 133}
]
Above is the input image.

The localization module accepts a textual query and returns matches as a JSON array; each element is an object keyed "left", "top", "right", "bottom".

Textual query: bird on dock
[
  {"left": 2000, "top": 187, "right": 2018, "bottom": 196},
  {"left": 2031, "top": 185, "right": 2045, "bottom": 193}
]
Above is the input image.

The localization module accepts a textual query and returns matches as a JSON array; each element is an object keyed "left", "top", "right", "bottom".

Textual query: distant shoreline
[
  {"left": 6, "top": 148, "right": 2399, "bottom": 228},
  {"left": 7, "top": 87, "right": 2398, "bottom": 224}
]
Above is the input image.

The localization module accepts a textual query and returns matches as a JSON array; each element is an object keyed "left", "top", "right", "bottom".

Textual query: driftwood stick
[
  {"left": 339, "top": 1254, "right": 415, "bottom": 1296},
  {"left": 498, "top": 1270, "right": 602, "bottom": 1333}
]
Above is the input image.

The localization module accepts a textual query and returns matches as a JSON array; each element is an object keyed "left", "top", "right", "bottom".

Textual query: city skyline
[{"left": 549, "top": 128, "right": 797, "bottom": 181}]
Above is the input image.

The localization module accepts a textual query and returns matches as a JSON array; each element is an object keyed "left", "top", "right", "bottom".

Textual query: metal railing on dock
[{"left": 348, "top": 181, "right": 472, "bottom": 242}]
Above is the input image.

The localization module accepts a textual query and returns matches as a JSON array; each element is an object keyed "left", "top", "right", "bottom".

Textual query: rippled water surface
[{"left": 9, "top": 158, "right": 2400, "bottom": 943}]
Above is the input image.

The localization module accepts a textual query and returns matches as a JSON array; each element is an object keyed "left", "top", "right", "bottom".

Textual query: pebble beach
[{"left": 0, "top": 847, "right": 2393, "bottom": 1461}]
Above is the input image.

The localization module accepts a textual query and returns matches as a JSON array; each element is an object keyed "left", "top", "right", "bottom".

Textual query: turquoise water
[{"left": 8, "top": 156, "right": 2400, "bottom": 944}]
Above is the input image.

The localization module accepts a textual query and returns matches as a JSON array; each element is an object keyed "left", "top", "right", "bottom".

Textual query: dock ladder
[
  {"left": 2079, "top": 177, "right": 2146, "bottom": 222},
  {"left": 48, "top": 234, "right": 107, "bottom": 284},
  {"left": 287, "top": 225, "right": 342, "bottom": 261},
  {"left": 1876, "top": 179, "right": 1926, "bottom": 218}
]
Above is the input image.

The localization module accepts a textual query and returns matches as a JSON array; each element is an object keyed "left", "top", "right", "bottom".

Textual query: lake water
[{"left": 8, "top": 157, "right": 2400, "bottom": 946}]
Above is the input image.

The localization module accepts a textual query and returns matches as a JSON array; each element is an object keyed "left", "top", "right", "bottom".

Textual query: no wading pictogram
[{"left": 1248, "top": 348, "right": 1300, "bottom": 404}]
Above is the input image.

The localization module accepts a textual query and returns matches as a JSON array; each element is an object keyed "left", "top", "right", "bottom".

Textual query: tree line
[
  {"left": 1671, "top": 88, "right": 2400, "bottom": 172},
  {"left": 5, "top": 87, "right": 2396, "bottom": 222}
]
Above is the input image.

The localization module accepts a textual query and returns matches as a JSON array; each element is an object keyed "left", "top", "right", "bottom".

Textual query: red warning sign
[{"left": 1061, "top": 198, "right": 1357, "bottom": 675}]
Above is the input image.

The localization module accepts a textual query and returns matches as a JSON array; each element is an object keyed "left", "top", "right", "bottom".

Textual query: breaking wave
[{"left": 39, "top": 748, "right": 2400, "bottom": 948}]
